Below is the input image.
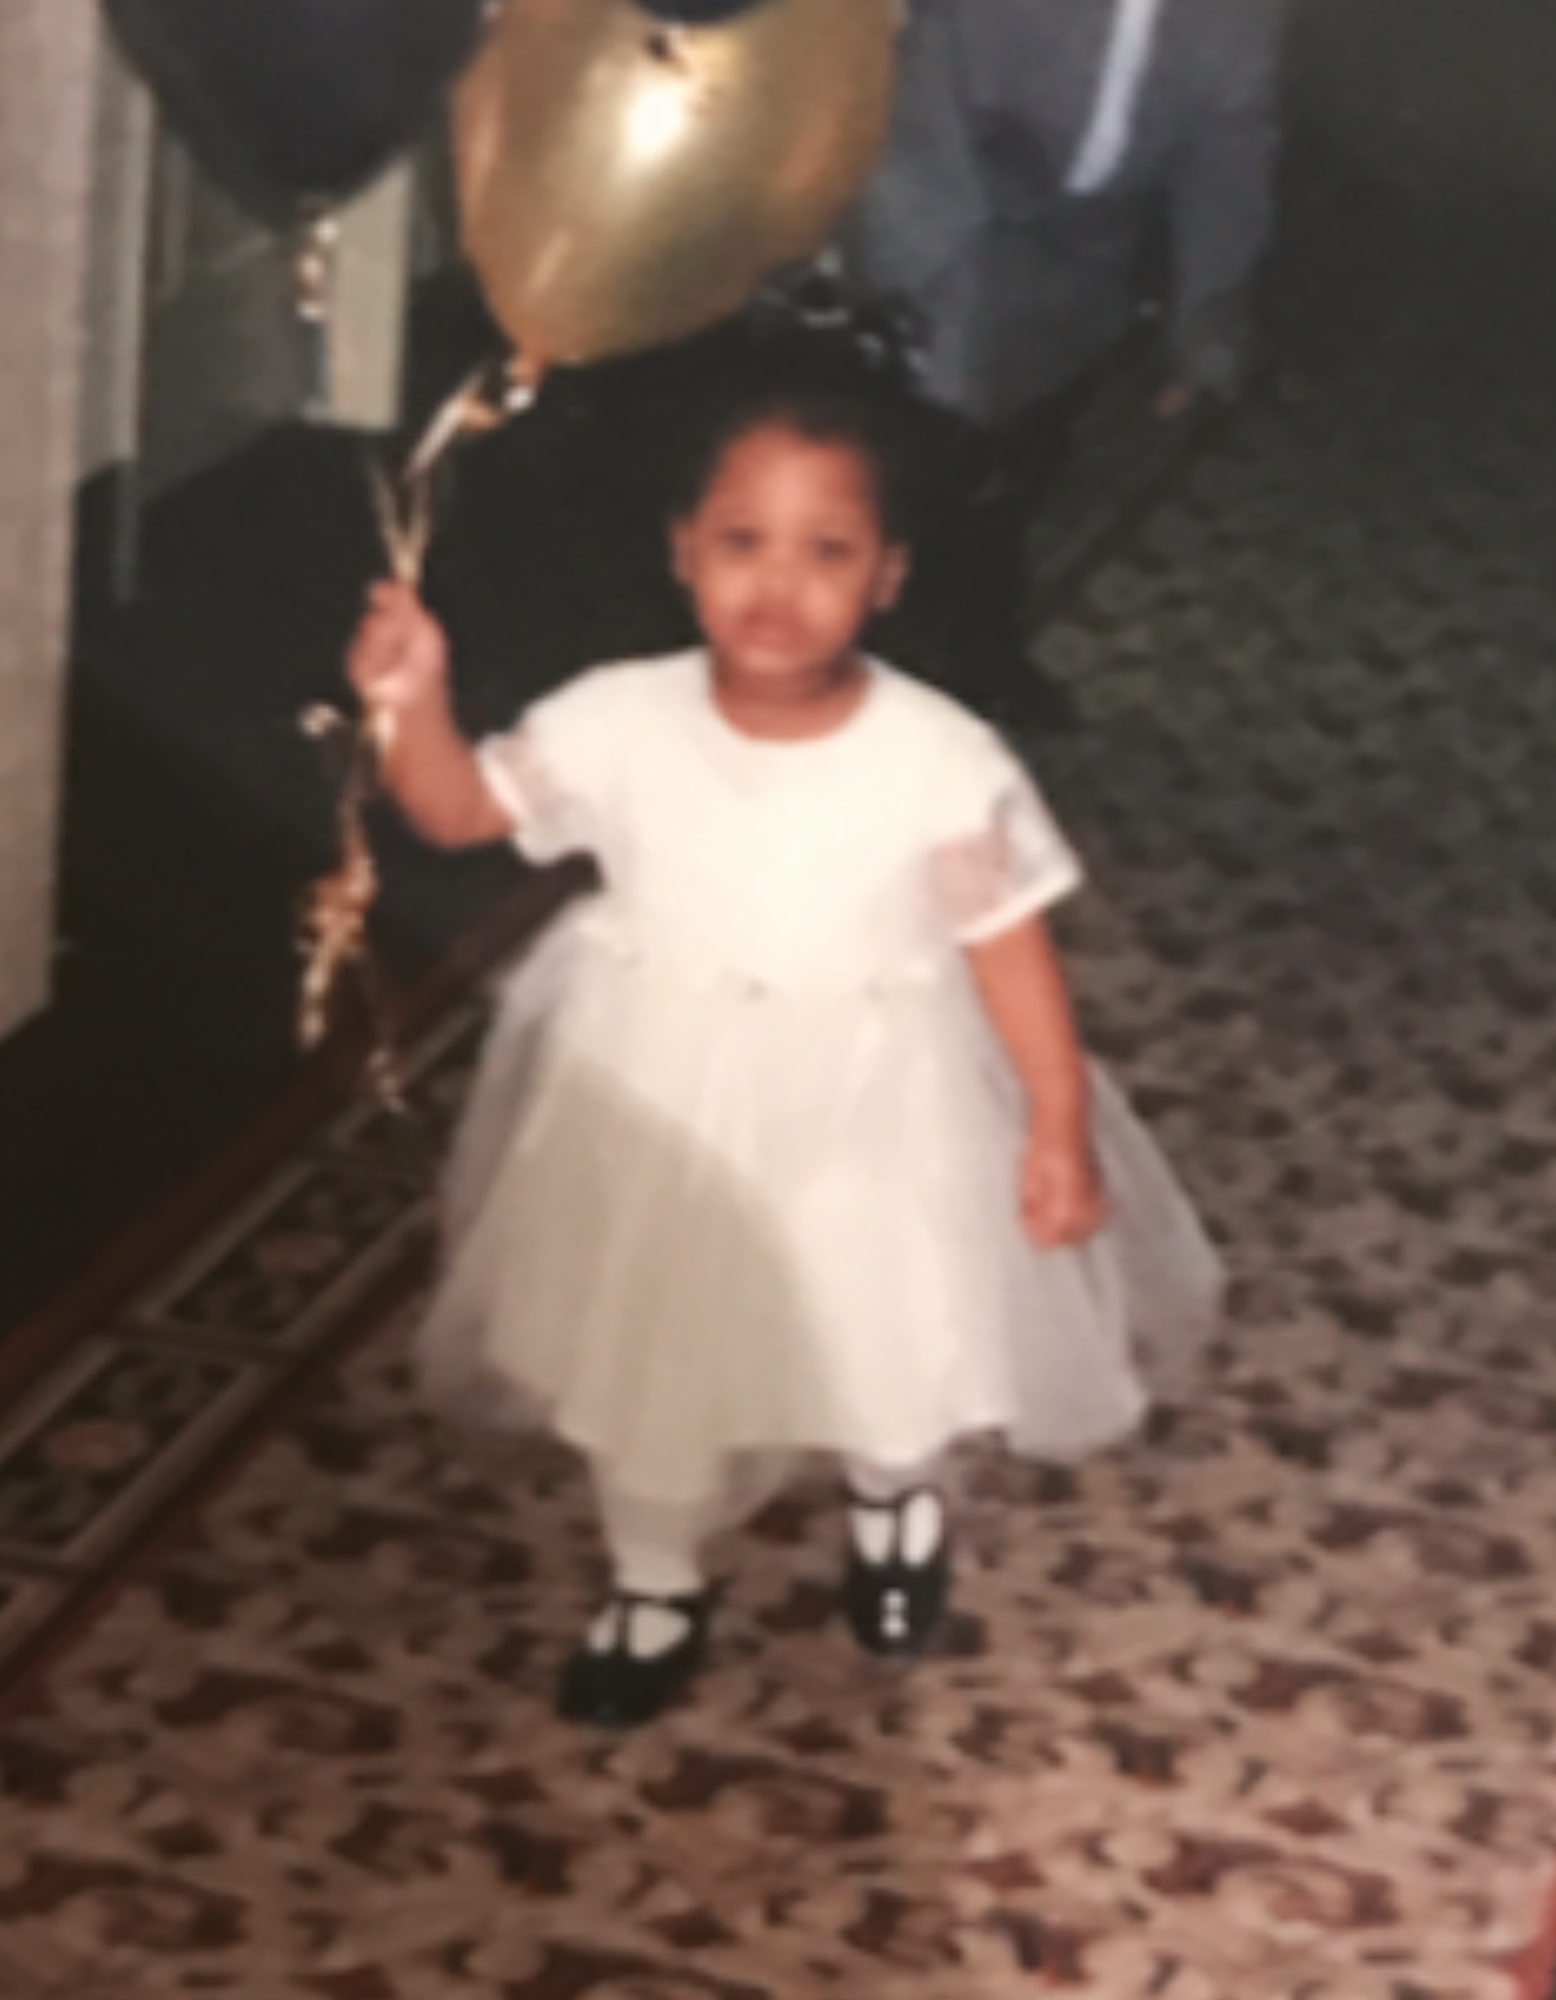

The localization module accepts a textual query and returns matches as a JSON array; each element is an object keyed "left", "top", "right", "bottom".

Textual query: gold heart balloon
[{"left": 454, "top": 0, "right": 899, "bottom": 373}]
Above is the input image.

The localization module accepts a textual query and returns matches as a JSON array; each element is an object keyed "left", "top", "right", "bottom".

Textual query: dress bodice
[{"left": 478, "top": 652, "right": 1081, "bottom": 994}]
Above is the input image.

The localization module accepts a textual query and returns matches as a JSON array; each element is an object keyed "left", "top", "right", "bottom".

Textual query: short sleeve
[
  {"left": 927, "top": 725, "right": 1083, "bottom": 944},
  {"left": 475, "top": 670, "right": 617, "bottom": 865}
]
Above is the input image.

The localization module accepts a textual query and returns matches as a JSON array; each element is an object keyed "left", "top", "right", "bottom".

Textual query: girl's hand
[
  {"left": 346, "top": 580, "right": 451, "bottom": 721},
  {"left": 1021, "top": 1128, "right": 1105, "bottom": 1247}
]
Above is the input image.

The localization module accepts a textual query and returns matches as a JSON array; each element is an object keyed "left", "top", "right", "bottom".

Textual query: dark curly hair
[{"left": 668, "top": 279, "right": 931, "bottom": 544}]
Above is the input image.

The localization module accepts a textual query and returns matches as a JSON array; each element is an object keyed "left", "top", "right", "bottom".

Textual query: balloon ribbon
[{"left": 295, "top": 362, "right": 536, "bottom": 1105}]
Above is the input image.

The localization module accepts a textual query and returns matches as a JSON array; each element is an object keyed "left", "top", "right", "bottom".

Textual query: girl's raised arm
[{"left": 346, "top": 582, "right": 513, "bottom": 849}]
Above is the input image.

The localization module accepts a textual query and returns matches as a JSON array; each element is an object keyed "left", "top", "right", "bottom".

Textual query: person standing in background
[
  {"left": 838, "top": 0, "right": 1286, "bottom": 720},
  {"left": 844, "top": 0, "right": 1286, "bottom": 425}
]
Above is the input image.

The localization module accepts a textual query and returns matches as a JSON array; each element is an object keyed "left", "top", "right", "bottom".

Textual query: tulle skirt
[{"left": 416, "top": 913, "right": 1222, "bottom": 1508}]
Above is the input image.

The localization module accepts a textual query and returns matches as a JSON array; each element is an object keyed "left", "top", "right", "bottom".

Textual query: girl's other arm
[
  {"left": 346, "top": 581, "right": 513, "bottom": 848},
  {"left": 964, "top": 916, "right": 1104, "bottom": 1247}
]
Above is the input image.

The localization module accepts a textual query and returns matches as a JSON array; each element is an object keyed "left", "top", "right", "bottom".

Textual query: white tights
[
  {"left": 593, "top": 1476, "right": 724, "bottom": 1599},
  {"left": 592, "top": 1453, "right": 944, "bottom": 1598}
]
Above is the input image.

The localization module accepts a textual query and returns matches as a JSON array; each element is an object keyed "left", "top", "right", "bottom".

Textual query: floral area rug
[{"left": 0, "top": 351, "right": 1553, "bottom": 1995}]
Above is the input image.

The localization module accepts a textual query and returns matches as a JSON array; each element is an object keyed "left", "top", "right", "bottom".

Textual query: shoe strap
[
  {"left": 612, "top": 1587, "right": 704, "bottom": 1611},
  {"left": 604, "top": 1587, "right": 704, "bottom": 1651},
  {"left": 846, "top": 1485, "right": 944, "bottom": 1565}
]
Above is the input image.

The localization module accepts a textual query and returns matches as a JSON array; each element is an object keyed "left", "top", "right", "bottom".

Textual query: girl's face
[{"left": 671, "top": 424, "right": 908, "bottom": 706}]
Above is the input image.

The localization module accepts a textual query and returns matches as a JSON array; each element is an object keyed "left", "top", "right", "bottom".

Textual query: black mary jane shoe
[
  {"left": 844, "top": 1487, "right": 950, "bottom": 1658},
  {"left": 555, "top": 1589, "right": 710, "bottom": 1730}
]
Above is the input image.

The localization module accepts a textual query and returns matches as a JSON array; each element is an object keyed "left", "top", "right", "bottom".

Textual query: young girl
[{"left": 347, "top": 381, "right": 1220, "bottom": 1729}]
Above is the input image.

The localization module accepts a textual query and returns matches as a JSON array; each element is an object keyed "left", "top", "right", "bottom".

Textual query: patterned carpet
[{"left": 1, "top": 336, "right": 1555, "bottom": 1995}]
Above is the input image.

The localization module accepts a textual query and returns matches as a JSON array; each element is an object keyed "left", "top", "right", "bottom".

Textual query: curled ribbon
[{"left": 295, "top": 359, "right": 538, "bottom": 1105}]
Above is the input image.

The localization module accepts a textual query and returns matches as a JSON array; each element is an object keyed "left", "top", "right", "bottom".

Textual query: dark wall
[{"left": 1290, "top": 0, "right": 1556, "bottom": 209}]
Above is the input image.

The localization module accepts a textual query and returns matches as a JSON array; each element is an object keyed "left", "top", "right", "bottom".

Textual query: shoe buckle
[{"left": 882, "top": 1588, "right": 910, "bottom": 1641}]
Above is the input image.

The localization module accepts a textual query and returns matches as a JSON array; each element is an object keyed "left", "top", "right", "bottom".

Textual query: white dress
[{"left": 416, "top": 653, "right": 1221, "bottom": 1508}]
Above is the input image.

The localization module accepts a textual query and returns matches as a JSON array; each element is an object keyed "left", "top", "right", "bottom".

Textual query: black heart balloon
[{"left": 105, "top": 0, "right": 493, "bottom": 225}]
